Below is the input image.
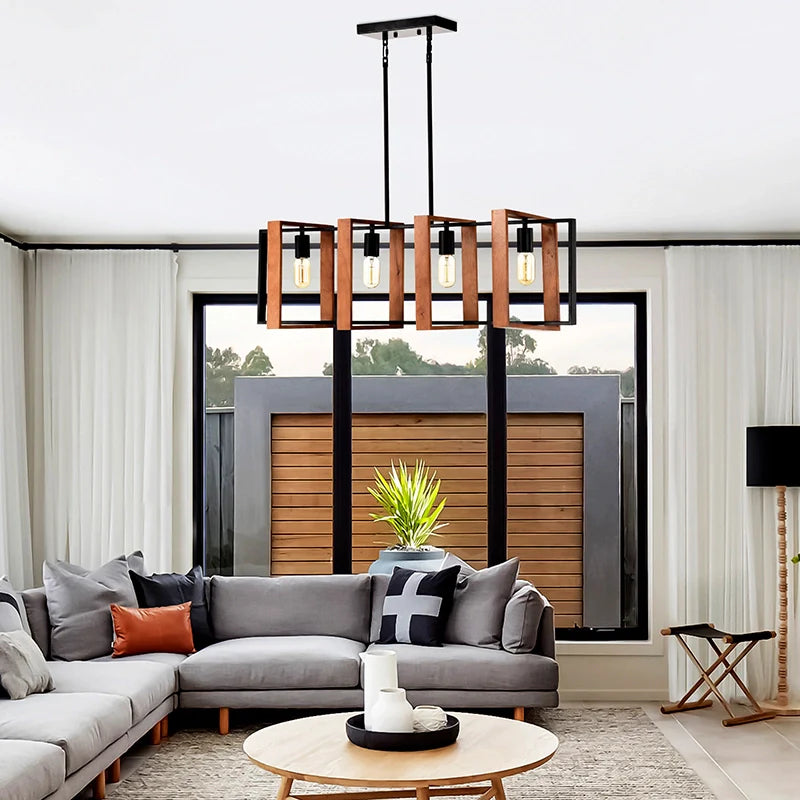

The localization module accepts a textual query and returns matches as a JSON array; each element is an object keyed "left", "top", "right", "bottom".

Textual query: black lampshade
[{"left": 746, "top": 426, "right": 800, "bottom": 487}]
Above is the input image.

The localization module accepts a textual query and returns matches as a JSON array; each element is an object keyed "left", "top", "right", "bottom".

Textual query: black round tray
[{"left": 345, "top": 713, "right": 459, "bottom": 752}]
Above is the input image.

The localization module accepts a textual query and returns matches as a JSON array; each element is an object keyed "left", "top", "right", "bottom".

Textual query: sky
[{"left": 206, "top": 302, "right": 635, "bottom": 377}]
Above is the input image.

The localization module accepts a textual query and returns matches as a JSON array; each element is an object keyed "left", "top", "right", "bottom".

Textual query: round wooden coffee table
[{"left": 244, "top": 712, "right": 558, "bottom": 800}]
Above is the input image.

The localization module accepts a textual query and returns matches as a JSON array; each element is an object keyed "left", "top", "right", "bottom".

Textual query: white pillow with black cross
[{"left": 378, "top": 565, "right": 460, "bottom": 647}]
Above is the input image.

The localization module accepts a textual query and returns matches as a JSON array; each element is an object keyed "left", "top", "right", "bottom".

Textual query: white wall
[{"left": 174, "top": 244, "right": 670, "bottom": 701}]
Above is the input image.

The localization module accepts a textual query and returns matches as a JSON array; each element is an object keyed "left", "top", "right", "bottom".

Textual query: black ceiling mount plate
[{"left": 356, "top": 15, "right": 457, "bottom": 39}]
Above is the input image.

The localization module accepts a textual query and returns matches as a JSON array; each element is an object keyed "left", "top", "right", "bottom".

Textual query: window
[{"left": 194, "top": 292, "right": 647, "bottom": 639}]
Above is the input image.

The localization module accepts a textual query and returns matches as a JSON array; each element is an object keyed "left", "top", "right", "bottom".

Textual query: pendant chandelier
[{"left": 256, "top": 15, "right": 577, "bottom": 331}]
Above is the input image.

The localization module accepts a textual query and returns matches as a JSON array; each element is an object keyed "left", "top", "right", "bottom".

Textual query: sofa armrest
[{"left": 533, "top": 600, "right": 556, "bottom": 660}]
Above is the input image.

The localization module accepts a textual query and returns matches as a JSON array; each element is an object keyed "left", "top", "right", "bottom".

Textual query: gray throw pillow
[
  {"left": 0, "top": 630, "right": 54, "bottom": 699},
  {"left": 0, "top": 576, "right": 31, "bottom": 635},
  {"left": 443, "top": 556, "right": 519, "bottom": 649},
  {"left": 501, "top": 582, "right": 546, "bottom": 654},
  {"left": 43, "top": 552, "right": 144, "bottom": 661}
]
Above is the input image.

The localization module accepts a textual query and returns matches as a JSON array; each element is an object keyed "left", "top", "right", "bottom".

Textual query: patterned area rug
[{"left": 108, "top": 708, "right": 714, "bottom": 800}]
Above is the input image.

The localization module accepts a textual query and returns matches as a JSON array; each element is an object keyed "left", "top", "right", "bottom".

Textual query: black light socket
[
  {"left": 516, "top": 223, "right": 533, "bottom": 254},
  {"left": 363, "top": 230, "right": 381, "bottom": 258},
  {"left": 294, "top": 232, "right": 311, "bottom": 259},
  {"left": 438, "top": 227, "right": 455, "bottom": 256}
]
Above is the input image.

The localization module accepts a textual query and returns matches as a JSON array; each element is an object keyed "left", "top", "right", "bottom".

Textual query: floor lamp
[{"left": 746, "top": 425, "right": 800, "bottom": 715}]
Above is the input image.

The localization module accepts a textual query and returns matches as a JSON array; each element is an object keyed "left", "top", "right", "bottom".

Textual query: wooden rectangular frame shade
[
  {"left": 491, "top": 208, "right": 561, "bottom": 331},
  {"left": 264, "top": 220, "right": 336, "bottom": 329},
  {"left": 414, "top": 215, "right": 479, "bottom": 330},
  {"left": 336, "top": 218, "right": 405, "bottom": 330}
]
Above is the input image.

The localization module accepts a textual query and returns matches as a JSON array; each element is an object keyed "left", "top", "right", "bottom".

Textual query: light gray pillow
[
  {"left": 443, "top": 556, "right": 519, "bottom": 649},
  {"left": 0, "top": 576, "right": 31, "bottom": 635},
  {"left": 43, "top": 552, "right": 144, "bottom": 661},
  {"left": 501, "top": 582, "right": 546, "bottom": 654},
  {"left": 0, "top": 630, "right": 54, "bottom": 699}
]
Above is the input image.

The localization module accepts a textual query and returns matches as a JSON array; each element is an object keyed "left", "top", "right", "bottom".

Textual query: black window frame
[{"left": 193, "top": 290, "right": 648, "bottom": 641}]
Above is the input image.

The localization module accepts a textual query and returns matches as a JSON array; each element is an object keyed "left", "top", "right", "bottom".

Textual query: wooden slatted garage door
[
  {"left": 271, "top": 414, "right": 333, "bottom": 575},
  {"left": 352, "top": 413, "right": 488, "bottom": 573},
  {"left": 270, "top": 411, "right": 583, "bottom": 627},
  {"left": 507, "top": 413, "right": 583, "bottom": 628}
]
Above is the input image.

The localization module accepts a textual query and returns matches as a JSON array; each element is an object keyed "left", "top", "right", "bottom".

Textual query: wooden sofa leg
[
  {"left": 92, "top": 770, "right": 106, "bottom": 799},
  {"left": 106, "top": 758, "right": 121, "bottom": 783},
  {"left": 219, "top": 707, "right": 230, "bottom": 735},
  {"left": 514, "top": 707, "right": 526, "bottom": 722},
  {"left": 150, "top": 720, "right": 162, "bottom": 745},
  {"left": 161, "top": 715, "right": 169, "bottom": 738}
]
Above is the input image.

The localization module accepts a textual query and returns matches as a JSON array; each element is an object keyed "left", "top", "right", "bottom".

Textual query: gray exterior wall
[{"left": 233, "top": 375, "right": 621, "bottom": 627}]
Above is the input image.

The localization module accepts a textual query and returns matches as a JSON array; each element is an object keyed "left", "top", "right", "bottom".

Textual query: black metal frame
[
  {"left": 193, "top": 289, "right": 648, "bottom": 641},
  {"left": 8, "top": 235, "right": 800, "bottom": 251}
]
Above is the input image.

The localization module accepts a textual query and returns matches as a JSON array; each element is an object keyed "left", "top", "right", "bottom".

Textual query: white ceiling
[{"left": 1, "top": 0, "right": 799, "bottom": 243}]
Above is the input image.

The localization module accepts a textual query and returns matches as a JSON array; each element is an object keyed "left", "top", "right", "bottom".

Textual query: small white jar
[{"left": 370, "top": 688, "right": 414, "bottom": 733}]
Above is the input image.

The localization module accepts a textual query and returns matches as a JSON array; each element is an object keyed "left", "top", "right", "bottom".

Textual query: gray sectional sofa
[{"left": 2, "top": 573, "right": 557, "bottom": 800}]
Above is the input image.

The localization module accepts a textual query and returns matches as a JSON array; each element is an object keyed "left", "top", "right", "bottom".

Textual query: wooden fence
[{"left": 206, "top": 402, "right": 634, "bottom": 630}]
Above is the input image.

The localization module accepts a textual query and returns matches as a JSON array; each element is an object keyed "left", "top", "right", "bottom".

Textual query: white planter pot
[
  {"left": 370, "top": 687, "right": 414, "bottom": 733},
  {"left": 359, "top": 650, "right": 398, "bottom": 731}
]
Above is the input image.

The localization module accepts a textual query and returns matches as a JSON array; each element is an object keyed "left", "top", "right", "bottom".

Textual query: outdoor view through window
[{"left": 202, "top": 298, "right": 640, "bottom": 635}]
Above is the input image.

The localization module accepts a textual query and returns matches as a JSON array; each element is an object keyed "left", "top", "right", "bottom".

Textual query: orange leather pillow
[{"left": 110, "top": 602, "right": 195, "bottom": 657}]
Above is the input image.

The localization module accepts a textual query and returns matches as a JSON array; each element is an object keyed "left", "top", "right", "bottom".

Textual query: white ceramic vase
[
  {"left": 359, "top": 650, "right": 398, "bottom": 731},
  {"left": 370, "top": 688, "right": 414, "bottom": 733}
]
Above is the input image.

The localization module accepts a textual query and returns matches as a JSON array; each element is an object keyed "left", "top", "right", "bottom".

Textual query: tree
[
  {"left": 323, "top": 338, "right": 473, "bottom": 376},
  {"left": 241, "top": 345, "right": 274, "bottom": 377},
  {"left": 206, "top": 345, "right": 274, "bottom": 407},
  {"left": 568, "top": 365, "right": 634, "bottom": 398},
  {"left": 467, "top": 325, "right": 556, "bottom": 375}
]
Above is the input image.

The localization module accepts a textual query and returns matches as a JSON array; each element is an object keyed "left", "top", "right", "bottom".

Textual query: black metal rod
[
  {"left": 331, "top": 328, "right": 353, "bottom": 574},
  {"left": 426, "top": 25, "right": 434, "bottom": 215},
  {"left": 486, "top": 303, "right": 508, "bottom": 567},
  {"left": 9, "top": 234, "right": 800, "bottom": 251},
  {"left": 191, "top": 295, "right": 208, "bottom": 571},
  {"left": 382, "top": 32, "right": 390, "bottom": 225}
]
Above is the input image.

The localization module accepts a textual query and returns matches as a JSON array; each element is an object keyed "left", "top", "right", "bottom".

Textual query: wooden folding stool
[{"left": 661, "top": 623, "right": 776, "bottom": 727}]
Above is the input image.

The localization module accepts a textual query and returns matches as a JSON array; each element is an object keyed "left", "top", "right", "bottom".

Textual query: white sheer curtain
[
  {"left": 25, "top": 249, "right": 177, "bottom": 574},
  {"left": 0, "top": 241, "right": 33, "bottom": 587},
  {"left": 666, "top": 246, "right": 800, "bottom": 701}
]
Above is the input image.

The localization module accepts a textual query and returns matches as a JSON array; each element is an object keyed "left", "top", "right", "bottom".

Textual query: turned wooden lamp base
[{"left": 758, "top": 699, "right": 800, "bottom": 717}]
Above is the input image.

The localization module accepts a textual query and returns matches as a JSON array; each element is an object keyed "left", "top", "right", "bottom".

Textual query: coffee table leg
[
  {"left": 491, "top": 778, "right": 506, "bottom": 800},
  {"left": 416, "top": 787, "right": 431, "bottom": 800},
  {"left": 277, "top": 776, "right": 294, "bottom": 800}
]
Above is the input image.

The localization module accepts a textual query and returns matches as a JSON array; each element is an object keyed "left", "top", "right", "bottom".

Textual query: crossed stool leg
[{"left": 661, "top": 624, "right": 776, "bottom": 727}]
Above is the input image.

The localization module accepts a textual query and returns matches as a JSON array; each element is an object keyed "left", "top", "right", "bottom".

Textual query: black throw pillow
[
  {"left": 129, "top": 566, "right": 213, "bottom": 648},
  {"left": 378, "top": 565, "right": 460, "bottom": 647}
]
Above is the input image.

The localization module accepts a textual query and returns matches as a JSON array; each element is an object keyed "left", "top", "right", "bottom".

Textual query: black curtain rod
[{"left": 7, "top": 237, "right": 800, "bottom": 252}]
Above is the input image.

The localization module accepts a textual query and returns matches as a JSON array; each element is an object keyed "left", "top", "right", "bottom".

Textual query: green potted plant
[{"left": 366, "top": 460, "right": 449, "bottom": 574}]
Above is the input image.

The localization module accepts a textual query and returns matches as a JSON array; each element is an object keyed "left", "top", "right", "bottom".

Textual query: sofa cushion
[
  {"left": 0, "top": 739, "right": 65, "bottom": 800},
  {"left": 502, "top": 583, "right": 546, "bottom": 654},
  {"left": 111, "top": 601, "right": 195, "bottom": 658},
  {"left": 0, "top": 577, "right": 31, "bottom": 635},
  {"left": 211, "top": 575, "right": 371, "bottom": 642},
  {"left": 378, "top": 566, "right": 460, "bottom": 646},
  {"left": 0, "top": 692, "right": 131, "bottom": 774},
  {"left": 48, "top": 659, "right": 175, "bottom": 724},
  {"left": 179, "top": 636, "right": 365, "bottom": 691},
  {"left": 43, "top": 552, "right": 144, "bottom": 661},
  {"left": 443, "top": 557, "right": 519, "bottom": 649},
  {"left": 366, "top": 642, "right": 558, "bottom": 692},
  {"left": 131, "top": 565, "right": 214, "bottom": 648},
  {"left": 92, "top": 650, "right": 187, "bottom": 668},
  {"left": 0, "top": 630, "right": 54, "bottom": 699},
  {"left": 21, "top": 588, "right": 49, "bottom": 658},
  {"left": 369, "top": 573, "right": 391, "bottom": 642}
]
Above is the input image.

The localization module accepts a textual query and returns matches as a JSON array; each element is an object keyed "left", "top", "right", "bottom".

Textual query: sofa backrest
[
  {"left": 21, "top": 587, "right": 50, "bottom": 659},
  {"left": 211, "top": 574, "right": 372, "bottom": 642}
]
